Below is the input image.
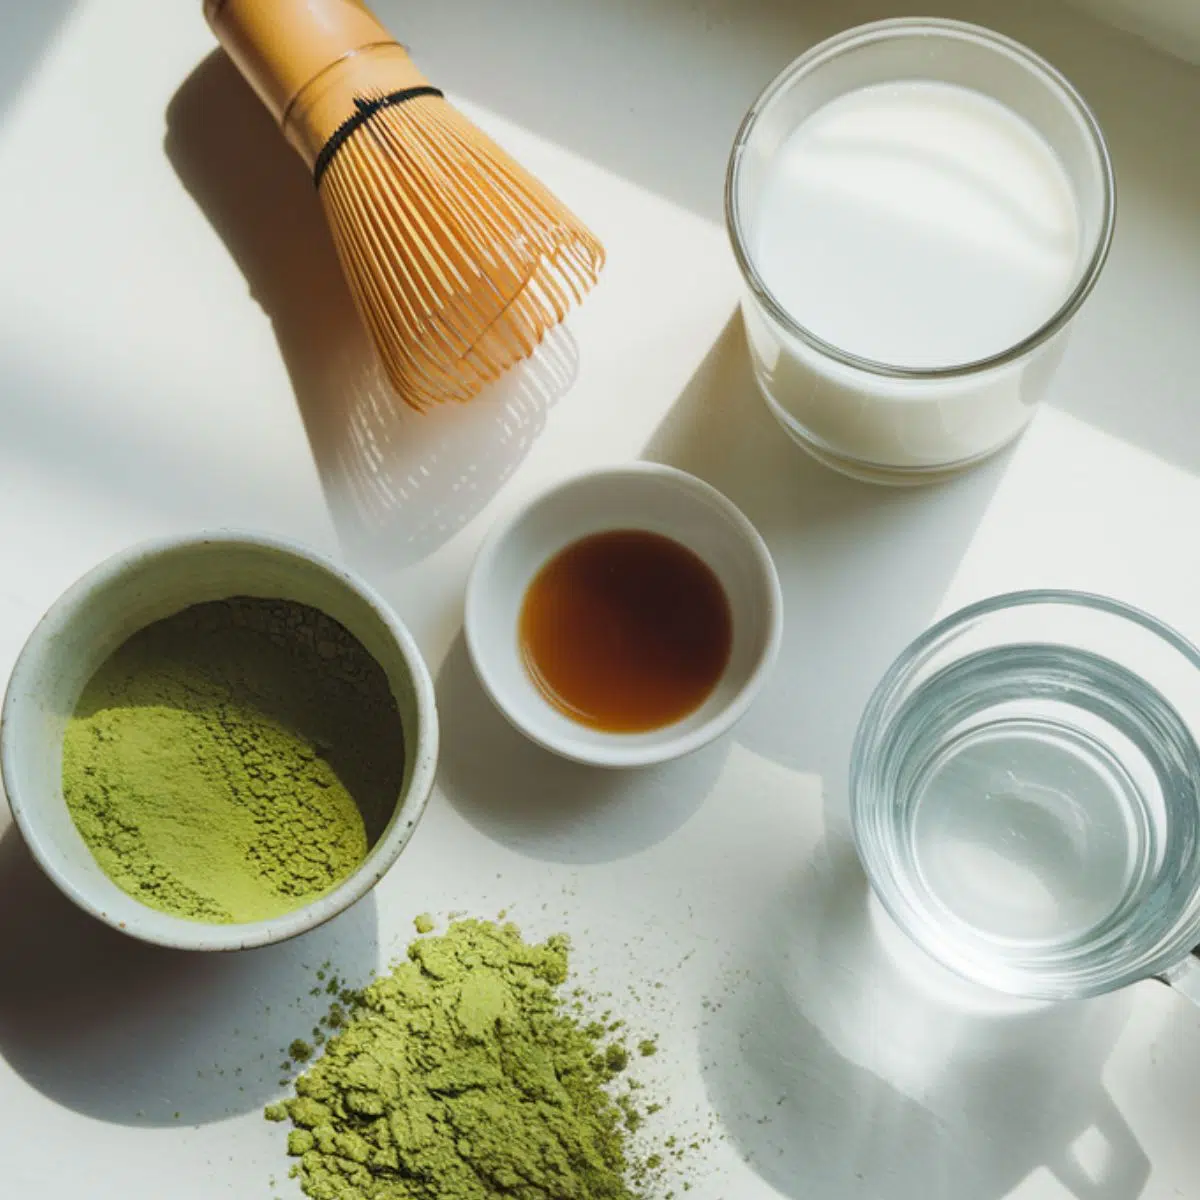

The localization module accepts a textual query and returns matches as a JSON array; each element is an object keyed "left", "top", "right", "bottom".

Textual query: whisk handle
[{"left": 205, "top": 0, "right": 430, "bottom": 163}]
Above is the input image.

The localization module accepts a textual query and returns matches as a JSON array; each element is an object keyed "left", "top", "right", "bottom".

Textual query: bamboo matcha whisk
[{"left": 205, "top": 0, "right": 604, "bottom": 411}]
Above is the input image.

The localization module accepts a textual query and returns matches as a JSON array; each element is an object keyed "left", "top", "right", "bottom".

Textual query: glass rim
[
  {"left": 854, "top": 589, "right": 1200, "bottom": 755},
  {"left": 724, "top": 17, "right": 1117, "bottom": 381},
  {"left": 850, "top": 589, "right": 1200, "bottom": 998}
]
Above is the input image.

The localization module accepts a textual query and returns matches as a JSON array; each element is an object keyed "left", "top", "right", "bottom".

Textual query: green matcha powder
[
  {"left": 62, "top": 597, "right": 405, "bottom": 923},
  {"left": 268, "top": 920, "right": 655, "bottom": 1200}
]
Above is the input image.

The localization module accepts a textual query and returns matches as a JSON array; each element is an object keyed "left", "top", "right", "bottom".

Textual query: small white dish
[
  {"left": 465, "top": 463, "right": 783, "bottom": 767},
  {"left": 0, "top": 531, "right": 439, "bottom": 952}
]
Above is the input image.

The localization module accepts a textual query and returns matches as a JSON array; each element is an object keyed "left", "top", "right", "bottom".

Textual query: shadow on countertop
[
  {"left": 164, "top": 50, "right": 574, "bottom": 572},
  {"left": 643, "top": 317, "right": 1154, "bottom": 1198},
  {"left": 432, "top": 316, "right": 1008, "bottom": 863},
  {"left": 700, "top": 835, "right": 1150, "bottom": 1200},
  {"left": 376, "top": 0, "right": 1200, "bottom": 476},
  {"left": 643, "top": 315, "right": 1012, "bottom": 826},
  {"left": 0, "top": 824, "right": 379, "bottom": 1128},
  {"left": 0, "top": 2, "right": 75, "bottom": 126},
  {"left": 435, "top": 636, "right": 727, "bottom": 865}
]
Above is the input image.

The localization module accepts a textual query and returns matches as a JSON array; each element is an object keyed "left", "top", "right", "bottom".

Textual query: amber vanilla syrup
[{"left": 518, "top": 530, "right": 733, "bottom": 733}]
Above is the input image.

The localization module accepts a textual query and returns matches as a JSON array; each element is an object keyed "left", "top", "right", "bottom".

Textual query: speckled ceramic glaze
[{"left": 0, "top": 531, "right": 439, "bottom": 951}]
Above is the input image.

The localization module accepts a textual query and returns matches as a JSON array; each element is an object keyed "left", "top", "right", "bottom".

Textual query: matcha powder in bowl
[
  {"left": 268, "top": 920, "right": 661, "bottom": 1200},
  {"left": 61, "top": 596, "right": 406, "bottom": 924}
]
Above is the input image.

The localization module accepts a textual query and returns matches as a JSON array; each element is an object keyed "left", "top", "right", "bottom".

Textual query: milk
[
  {"left": 754, "top": 82, "right": 1080, "bottom": 368},
  {"left": 737, "top": 79, "right": 1091, "bottom": 480}
]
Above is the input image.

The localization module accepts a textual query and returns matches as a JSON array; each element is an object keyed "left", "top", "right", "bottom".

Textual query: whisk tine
[
  {"left": 323, "top": 167, "right": 458, "bottom": 406},
  {"left": 207, "top": 0, "right": 604, "bottom": 412},
  {"left": 346, "top": 101, "right": 564, "bottom": 391},
  {"left": 341, "top": 91, "right": 603, "bottom": 408},
  {"left": 381, "top": 105, "right": 588, "bottom": 374},
  {"left": 409, "top": 131, "right": 550, "bottom": 316},
  {"left": 412, "top": 103, "right": 604, "bottom": 300},
  {"left": 326, "top": 124, "right": 520, "bottom": 408},
  {"left": 346, "top": 148, "right": 476, "bottom": 357}
]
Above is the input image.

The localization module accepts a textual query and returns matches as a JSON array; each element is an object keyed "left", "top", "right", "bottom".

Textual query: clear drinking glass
[
  {"left": 725, "top": 19, "right": 1116, "bottom": 486},
  {"left": 850, "top": 592, "right": 1200, "bottom": 1004}
]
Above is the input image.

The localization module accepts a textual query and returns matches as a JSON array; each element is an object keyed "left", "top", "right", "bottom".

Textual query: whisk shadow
[
  {"left": 164, "top": 50, "right": 573, "bottom": 570},
  {"left": 333, "top": 328, "right": 578, "bottom": 567}
]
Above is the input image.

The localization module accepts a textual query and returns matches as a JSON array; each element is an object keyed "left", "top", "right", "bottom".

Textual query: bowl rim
[
  {"left": 464, "top": 462, "right": 784, "bottom": 768},
  {"left": 724, "top": 16, "right": 1117, "bottom": 381},
  {"left": 0, "top": 528, "right": 440, "bottom": 952}
]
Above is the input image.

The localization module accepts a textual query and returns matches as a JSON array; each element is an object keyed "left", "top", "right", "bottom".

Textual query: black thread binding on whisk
[{"left": 313, "top": 86, "right": 445, "bottom": 187}]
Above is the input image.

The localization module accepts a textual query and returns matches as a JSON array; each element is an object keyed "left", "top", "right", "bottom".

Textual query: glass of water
[{"left": 850, "top": 591, "right": 1200, "bottom": 1004}]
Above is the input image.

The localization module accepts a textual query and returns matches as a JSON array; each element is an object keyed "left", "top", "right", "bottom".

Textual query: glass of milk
[{"left": 726, "top": 19, "right": 1115, "bottom": 485}]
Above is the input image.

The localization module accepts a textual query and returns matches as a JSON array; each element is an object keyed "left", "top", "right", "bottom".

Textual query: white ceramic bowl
[
  {"left": 465, "top": 463, "right": 783, "bottom": 767},
  {"left": 0, "top": 531, "right": 439, "bottom": 951}
]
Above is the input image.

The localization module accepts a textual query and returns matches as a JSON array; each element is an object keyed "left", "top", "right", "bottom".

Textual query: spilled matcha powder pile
[
  {"left": 268, "top": 920, "right": 658, "bottom": 1199},
  {"left": 63, "top": 597, "right": 405, "bottom": 923}
]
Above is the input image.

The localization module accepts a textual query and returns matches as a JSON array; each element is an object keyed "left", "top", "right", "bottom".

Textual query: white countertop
[{"left": 1, "top": 1, "right": 1199, "bottom": 1197}]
